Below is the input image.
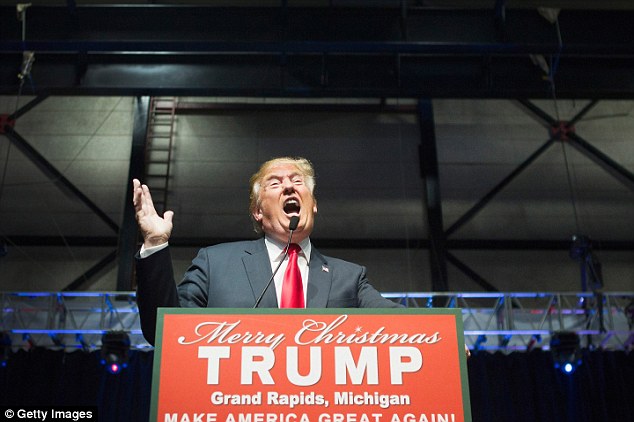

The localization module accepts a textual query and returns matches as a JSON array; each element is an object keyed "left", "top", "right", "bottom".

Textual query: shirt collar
[{"left": 264, "top": 235, "right": 311, "bottom": 264}]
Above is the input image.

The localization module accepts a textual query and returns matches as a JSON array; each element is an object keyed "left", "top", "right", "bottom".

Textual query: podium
[{"left": 150, "top": 308, "right": 472, "bottom": 422}]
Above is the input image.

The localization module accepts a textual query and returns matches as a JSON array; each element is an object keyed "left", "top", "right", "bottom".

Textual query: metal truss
[
  {"left": 0, "top": 292, "right": 149, "bottom": 351},
  {"left": 384, "top": 291, "right": 634, "bottom": 352},
  {"left": 1, "top": 291, "right": 632, "bottom": 352}
]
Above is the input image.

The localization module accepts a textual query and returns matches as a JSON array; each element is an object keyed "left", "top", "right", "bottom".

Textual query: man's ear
[{"left": 253, "top": 208, "right": 263, "bottom": 222}]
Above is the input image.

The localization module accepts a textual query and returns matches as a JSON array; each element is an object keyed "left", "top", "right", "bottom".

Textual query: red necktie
[{"left": 281, "top": 244, "right": 305, "bottom": 308}]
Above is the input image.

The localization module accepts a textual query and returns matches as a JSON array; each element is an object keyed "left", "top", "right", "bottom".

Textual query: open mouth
[{"left": 283, "top": 198, "right": 301, "bottom": 216}]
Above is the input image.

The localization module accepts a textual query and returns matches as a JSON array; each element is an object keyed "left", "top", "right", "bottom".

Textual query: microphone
[
  {"left": 288, "top": 215, "right": 300, "bottom": 232},
  {"left": 253, "top": 216, "right": 300, "bottom": 308}
]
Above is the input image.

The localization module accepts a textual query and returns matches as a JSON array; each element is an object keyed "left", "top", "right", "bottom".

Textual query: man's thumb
[{"left": 163, "top": 210, "right": 175, "bottom": 223}]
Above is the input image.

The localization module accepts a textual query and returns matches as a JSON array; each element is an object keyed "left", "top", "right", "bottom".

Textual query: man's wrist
[{"left": 140, "top": 242, "right": 169, "bottom": 258}]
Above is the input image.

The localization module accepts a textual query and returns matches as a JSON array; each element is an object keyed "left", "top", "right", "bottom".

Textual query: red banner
[{"left": 151, "top": 309, "right": 471, "bottom": 422}]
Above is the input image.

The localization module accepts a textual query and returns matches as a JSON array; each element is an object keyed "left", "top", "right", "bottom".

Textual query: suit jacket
[{"left": 136, "top": 238, "right": 401, "bottom": 344}]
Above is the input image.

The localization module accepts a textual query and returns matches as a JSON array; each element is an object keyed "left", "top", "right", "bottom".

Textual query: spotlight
[
  {"left": 562, "top": 362, "right": 575, "bottom": 374},
  {"left": 550, "top": 331, "right": 582, "bottom": 374},
  {"left": 0, "top": 331, "right": 11, "bottom": 367},
  {"left": 100, "top": 331, "right": 130, "bottom": 374}
]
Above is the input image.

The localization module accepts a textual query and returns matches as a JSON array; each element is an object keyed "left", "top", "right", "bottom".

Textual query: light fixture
[
  {"left": 0, "top": 331, "right": 11, "bottom": 367},
  {"left": 100, "top": 331, "right": 130, "bottom": 374},
  {"left": 570, "top": 235, "right": 603, "bottom": 292},
  {"left": 550, "top": 331, "right": 582, "bottom": 374}
]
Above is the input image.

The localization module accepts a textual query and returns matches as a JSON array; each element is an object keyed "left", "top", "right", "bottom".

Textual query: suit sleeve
[
  {"left": 136, "top": 248, "right": 214, "bottom": 345},
  {"left": 176, "top": 248, "right": 211, "bottom": 308},
  {"left": 135, "top": 247, "right": 180, "bottom": 345},
  {"left": 356, "top": 265, "right": 404, "bottom": 308},
  {"left": 136, "top": 246, "right": 213, "bottom": 344}
]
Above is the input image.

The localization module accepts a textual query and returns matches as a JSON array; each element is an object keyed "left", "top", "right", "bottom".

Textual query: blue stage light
[{"left": 550, "top": 331, "right": 582, "bottom": 375}]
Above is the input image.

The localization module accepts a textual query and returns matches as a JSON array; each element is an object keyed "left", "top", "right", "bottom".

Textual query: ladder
[{"left": 144, "top": 97, "right": 177, "bottom": 214}]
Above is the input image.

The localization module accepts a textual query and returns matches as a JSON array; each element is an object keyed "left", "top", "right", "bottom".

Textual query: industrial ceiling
[{"left": 0, "top": 1, "right": 633, "bottom": 293}]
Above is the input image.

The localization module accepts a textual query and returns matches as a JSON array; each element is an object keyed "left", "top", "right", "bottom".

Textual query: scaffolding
[{"left": 1, "top": 291, "right": 632, "bottom": 352}]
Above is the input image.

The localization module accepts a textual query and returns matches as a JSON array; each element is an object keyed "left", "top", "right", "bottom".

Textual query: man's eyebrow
[{"left": 265, "top": 171, "right": 303, "bottom": 180}]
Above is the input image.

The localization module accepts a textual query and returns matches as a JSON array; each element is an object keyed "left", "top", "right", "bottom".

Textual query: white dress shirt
[{"left": 263, "top": 235, "right": 311, "bottom": 307}]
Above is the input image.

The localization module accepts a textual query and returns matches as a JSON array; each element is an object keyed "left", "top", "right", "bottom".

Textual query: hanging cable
[
  {"left": 539, "top": 8, "right": 582, "bottom": 235},
  {"left": 0, "top": 135, "right": 11, "bottom": 210},
  {"left": 45, "top": 97, "right": 126, "bottom": 289},
  {"left": 553, "top": 16, "right": 582, "bottom": 235},
  {"left": 15, "top": 3, "right": 35, "bottom": 113},
  {"left": 538, "top": 7, "right": 563, "bottom": 121},
  {"left": 549, "top": 15, "right": 563, "bottom": 121},
  {"left": 560, "top": 137, "right": 581, "bottom": 234},
  {"left": 3, "top": 5, "right": 33, "bottom": 219}
]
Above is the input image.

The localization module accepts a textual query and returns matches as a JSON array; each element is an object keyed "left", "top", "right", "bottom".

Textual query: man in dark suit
[{"left": 133, "top": 156, "right": 401, "bottom": 345}]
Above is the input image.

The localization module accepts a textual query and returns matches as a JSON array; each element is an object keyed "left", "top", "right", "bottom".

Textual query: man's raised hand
[{"left": 132, "top": 179, "right": 174, "bottom": 248}]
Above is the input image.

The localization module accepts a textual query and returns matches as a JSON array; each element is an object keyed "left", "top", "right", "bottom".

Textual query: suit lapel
[
  {"left": 306, "top": 248, "right": 332, "bottom": 308},
  {"left": 242, "top": 239, "right": 279, "bottom": 308}
]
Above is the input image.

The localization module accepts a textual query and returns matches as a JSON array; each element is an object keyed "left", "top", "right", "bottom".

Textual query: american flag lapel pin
[{"left": 322, "top": 265, "right": 329, "bottom": 273}]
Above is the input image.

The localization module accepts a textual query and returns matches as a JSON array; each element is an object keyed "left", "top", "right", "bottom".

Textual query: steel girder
[
  {"left": 5, "top": 236, "right": 634, "bottom": 251},
  {"left": 3, "top": 125, "right": 120, "bottom": 233},
  {"left": 418, "top": 99, "right": 449, "bottom": 291},
  {"left": 1, "top": 6, "right": 633, "bottom": 97},
  {"left": 116, "top": 96, "right": 150, "bottom": 291},
  {"left": 517, "top": 99, "right": 634, "bottom": 193},
  {"left": 1, "top": 95, "right": 122, "bottom": 290}
]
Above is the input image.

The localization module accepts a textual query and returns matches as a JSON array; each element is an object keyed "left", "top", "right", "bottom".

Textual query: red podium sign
[{"left": 150, "top": 309, "right": 471, "bottom": 422}]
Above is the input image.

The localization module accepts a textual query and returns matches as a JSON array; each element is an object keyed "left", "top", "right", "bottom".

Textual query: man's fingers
[
  {"left": 139, "top": 183, "right": 157, "bottom": 212},
  {"left": 164, "top": 210, "right": 174, "bottom": 224},
  {"left": 132, "top": 180, "right": 158, "bottom": 218},
  {"left": 132, "top": 179, "right": 141, "bottom": 207}
]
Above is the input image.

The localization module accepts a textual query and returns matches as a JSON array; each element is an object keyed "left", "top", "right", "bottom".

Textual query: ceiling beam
[
  {"left": 518, "top": 99, "right": 634, "bottom": 193},
  {"left": 1, "top": 6, "right": 633, "bottom": 97},
  {"left": 5, "top": 236, "right": 634, "bottom": 251}
]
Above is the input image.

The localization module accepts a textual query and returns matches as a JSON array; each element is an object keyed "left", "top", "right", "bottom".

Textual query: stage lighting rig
[
  {"left": 550, "top": 331, "right": 582, "bottom": 375},
  {"left": 0, "top": 331, "right": 11, "bottom": 367},
  {"left": 100, "top": 331, "right": 130, "bottom": 375},
  {"left": 570, "top": 235, "right": 603, "bottom": 292}
]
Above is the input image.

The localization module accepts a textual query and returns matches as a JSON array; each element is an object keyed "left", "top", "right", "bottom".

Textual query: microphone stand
[{"left": 253, "top": 216, "right": 299, "bottom": 308}]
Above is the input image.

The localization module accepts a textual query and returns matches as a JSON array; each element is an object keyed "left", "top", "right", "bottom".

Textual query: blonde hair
[{"left": 249, "top": 157, "right": 316, "bottom": 233}]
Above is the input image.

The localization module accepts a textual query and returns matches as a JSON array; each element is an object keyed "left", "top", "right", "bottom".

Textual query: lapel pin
[{"left": 322, "top": 265, "right": 329, "bottom": 273}]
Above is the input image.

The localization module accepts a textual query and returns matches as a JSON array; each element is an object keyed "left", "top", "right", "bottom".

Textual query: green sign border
[{"left": 150, "top": 308, "right": 472, "bottom": 422}]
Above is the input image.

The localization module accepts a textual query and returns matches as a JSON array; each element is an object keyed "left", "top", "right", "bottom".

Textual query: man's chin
[{"left": 285, "top": 214, "right": 301, "bottom": 223}]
